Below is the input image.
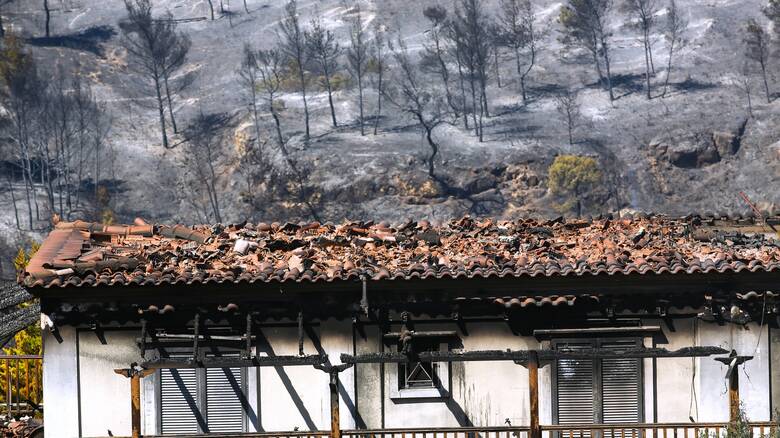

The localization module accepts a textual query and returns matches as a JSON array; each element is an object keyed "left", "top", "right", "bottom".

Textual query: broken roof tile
[{"left": 19, "top": 215, "right": 780, "bottom": 290}]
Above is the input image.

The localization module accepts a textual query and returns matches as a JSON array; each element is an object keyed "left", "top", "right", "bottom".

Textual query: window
[
  {"left": 158, "top": 355, "right": 248, "bottom": 434},
  {"left": 398, "top": 339, "right": 441, "bottom": 390},
  {"left": 553, "top": 339, "right": 643, "bottom": 428},
  {"left": 388, "top": 339, "right": 450, "bottom": 399}
]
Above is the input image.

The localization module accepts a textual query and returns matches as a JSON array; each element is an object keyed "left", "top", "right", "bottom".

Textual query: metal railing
[
  {"left": 339, "top": 424, "right": 779, "bottom": 438},
  {"left": 0, "top": 355, "right": 43, "bottom": 418},
  {"left": 342, "top": 426, "right": 531, "bottom": 438},
  {"left": 140, "top": 422, "right": 779, "bottom": 438},
  {"left": 540, "top": 422, "right": 779, "bottom": 438}
]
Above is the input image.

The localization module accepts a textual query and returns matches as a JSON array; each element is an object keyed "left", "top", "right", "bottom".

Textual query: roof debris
[{"left": 20, "top": 215, "right": 780, "bottom": 289}]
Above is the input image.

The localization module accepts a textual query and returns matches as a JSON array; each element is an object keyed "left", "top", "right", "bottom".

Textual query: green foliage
[
  {"left": 366, "top": 57, "right": 383, "bottom": 75},
  {"left": 12, "top": 242, "right": 39, "bottom": 272},
  {"left": 0, "top": 33, "right": 33, "bottom": 85},
  {"left": 727, "top": 405, "right": 752, "bottom": 438},
  {"left": 547, "top": 155, "right": 601, "bottom": 217},
  {"left": 96, "top": 186, "right": 115, "bottom": 225}
]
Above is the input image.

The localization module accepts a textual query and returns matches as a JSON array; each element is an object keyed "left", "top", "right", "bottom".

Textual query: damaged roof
[{"left": 20, "top": 215, "right": 780, "bottom": 290}]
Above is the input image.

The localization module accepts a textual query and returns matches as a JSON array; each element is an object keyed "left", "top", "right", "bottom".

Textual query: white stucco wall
[
  {"left": 43, "top": 316, "right": 774, "bottom": 435},
  {"left": 257, "top": 321, "right": 356, "bottom": 432},
  {"left": 78, "top": 330, "right": 146, "bottom": 437},
  {"left": 43, "top": 327, "right": 79, "bottom": 438}
]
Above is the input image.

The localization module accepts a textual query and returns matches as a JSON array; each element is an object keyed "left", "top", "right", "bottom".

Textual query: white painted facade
[{"left": 42, "top": 318, "right": 779, "bottom": 438}]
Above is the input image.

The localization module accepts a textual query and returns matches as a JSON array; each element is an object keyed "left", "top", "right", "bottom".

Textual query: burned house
[{"left": 20, "top": 215, "right": 780, "bottom": 438}]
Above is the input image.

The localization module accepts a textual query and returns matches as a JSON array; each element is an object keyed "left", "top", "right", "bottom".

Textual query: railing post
[
  {"left": 529, "top": 351, "right": 540, "bottom": 438},
  {"left": 330, "top": 370, "right": 341, "bottom": 438},
  {"left": 6, "top": 359, "right": 11, "bottom": 418}
]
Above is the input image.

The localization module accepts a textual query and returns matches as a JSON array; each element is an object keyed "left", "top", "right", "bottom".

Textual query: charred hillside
[{"left": 1, "top": 0, "right": 780, "bottom": 277}]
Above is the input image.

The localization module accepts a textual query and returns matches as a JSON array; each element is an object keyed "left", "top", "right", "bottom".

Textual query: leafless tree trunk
[
  {"left": 238, "top": 44, "right": 265, "bottom": 160},
  {"left": 745, "top": 19, "right": 772, "bottom": 103},
  {"left": 560, "top": 0, "right": 614, "bottom": 100},
  {"left": 348, "top": 2, "right": 369, "bottom": 136},
  {"left": 423, "top": 6, "right": 459, "bottom": 116},
  {"left": 206, "top": 0, "right": 215, "bottom": 20},
  {"left": 372, "top": 22, "right": 386, "bottom": 135},
  {"left": 307, "top": 16, "right": 342, "bottom": 128},
  {"left": 386, "top": 35, "right": 447, "bottom": 179},
  {"left": 120, "top": 1, "right": 190, "bottom": 150},
  {"left": 555, "top": 88, "right": 581, "bottom": 145},
  {"left": 278, "top": 0, "right": 310, "bottom": 141},
  {"left": 623, "top": 0, "right": 659, "bottom": 99},
  {"left": 662, "top": 0, "right": 686, "bottom": 97},
  {"left": 43, "top": 0, "right": 51, "bottom": 37}
]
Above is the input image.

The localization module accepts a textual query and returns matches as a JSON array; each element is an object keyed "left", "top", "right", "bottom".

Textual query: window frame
[
  {"left": 388, "top": 340, "right": 451, "bottom": 400},
  {"left": 551, "top": 337, "right": 645, "bottom": 426}
]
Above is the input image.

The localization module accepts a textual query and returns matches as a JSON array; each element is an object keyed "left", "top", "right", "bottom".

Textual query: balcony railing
[
  {"left": 143, "top": 422, "right": 778, "bottom": 438},
  {"left": 0, "top": 355, "right": 43, "bottom": 418}
]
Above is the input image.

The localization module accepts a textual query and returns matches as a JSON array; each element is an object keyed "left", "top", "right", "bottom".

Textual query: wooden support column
[
  {"left": 329, "top": 370, "right": 341, "bottom": 438},
  {"left": 728, "top": 367, "right": 739, "bottom": 422},
  {"left": 715, "top": 351, "right": 753, "bottom": 425},
  {"left": 314, "top": 363, "right": 353, "bottom": 438},
  {"left": 528, "top": 351, "right": 541, "bottom": 438},
  {"left": 115, "top": 366, "right": 154, "bottom": 438}
]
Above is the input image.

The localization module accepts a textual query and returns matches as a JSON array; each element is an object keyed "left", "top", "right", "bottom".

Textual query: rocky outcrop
[
  {"left": 650, "top": 132, "right": 720, "bottom": 168},
  {"left": 649, "top": 119, "right": 747, "bottom": 169}
]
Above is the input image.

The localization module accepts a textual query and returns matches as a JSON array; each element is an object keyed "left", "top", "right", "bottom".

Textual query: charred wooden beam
[
  {"left": 382, "top": 331, "right": 458, "bottom": 340},
  {"left": 340, "top": 346, "right": 729, "bottom": 364},
  {"left": 140, "top": 354, "right": 328, "bottom": 370},
  {"left": 533, "top": 326, "right": 663, "bottom": 340}
]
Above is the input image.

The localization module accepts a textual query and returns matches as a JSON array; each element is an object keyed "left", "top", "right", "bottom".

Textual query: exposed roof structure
[{"left": 20, "top": 215, "right": 780, "bottom": 290}]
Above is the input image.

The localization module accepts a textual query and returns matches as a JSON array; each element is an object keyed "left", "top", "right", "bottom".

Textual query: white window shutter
[
  {"left": 205, "top": 367, "right": 245, "bottom": 433},
  {"left": 601, "top": 342, "right": 642, "bottom": 424},
  {"left": 556, "top": 344, "right": 596, "bottom": 425},
  {"left": 160, "top": 368, "right": 200, "bottom": 435}
]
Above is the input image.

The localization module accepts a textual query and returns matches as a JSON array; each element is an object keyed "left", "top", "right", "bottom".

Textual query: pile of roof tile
[
  {"left": 21, "top": 216, "right": 780, "bottom": 289},
  {"left": 1, "top": 418, "right": 42, "bottom": 438}
]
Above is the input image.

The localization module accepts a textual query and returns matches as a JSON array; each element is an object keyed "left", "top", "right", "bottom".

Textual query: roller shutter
[
  {"left": 159, "top": 357, "right": 246, "bottom": 434},
  {"left": 160, "top": 368, "right": 200, "bottom": 434},
  {"left": 205, "top": 367, "right": 245, "bottom": 432}
]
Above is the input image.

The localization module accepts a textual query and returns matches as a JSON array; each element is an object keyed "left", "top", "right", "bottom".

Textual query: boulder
[
  {"left": 650, "top": 133, "right": 721, "bottom": 168},
  {"left": 464, "top": 172, "right": 499, "bottom": 194},
  {"left": 712, "top": 131, "right": 739, "bottom": 157}
]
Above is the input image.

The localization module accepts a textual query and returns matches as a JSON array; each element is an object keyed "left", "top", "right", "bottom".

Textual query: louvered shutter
[
  {"left": 601, "top": 342, "right": 641, "bottom": 425},
  {"left": 160, "top": 368, "right": 200, "bottom": 435},
  {"left": 556, "top": 343, "right": 595, "bottom": 426},
  {"left": 205, "top": 367, "right": 245, "bottom": 432}
]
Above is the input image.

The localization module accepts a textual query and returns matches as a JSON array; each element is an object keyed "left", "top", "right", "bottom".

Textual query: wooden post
[
  {"left": 728, "top": 366, "right": 739, "bottom": 423},
  {"left": 131, "top": 372, "right": 142, "bottom": 438},
  {"left": 529, "top": 351, "right": 541, "bottom": 438},
  {"left": 714, "top": 352, "right": 752, "bottom": 425},
  {"left": 329, "top": 370, "right": 341, "bottom": 438},
  {"left": 115, "top": 367, "right": 154, "bottom": 438}
]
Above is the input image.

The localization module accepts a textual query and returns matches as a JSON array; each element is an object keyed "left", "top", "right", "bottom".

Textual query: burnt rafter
[{"left": 340, "top": 346, "right": 728, "bottom": 365}]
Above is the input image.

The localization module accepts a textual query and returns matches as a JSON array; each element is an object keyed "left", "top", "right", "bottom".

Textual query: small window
[
  {"left": 398, "top": 339, "right": 440, "bottom": 390},
  {"left": 388, "top": 339, "right": 450, "bottom": 400}
]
